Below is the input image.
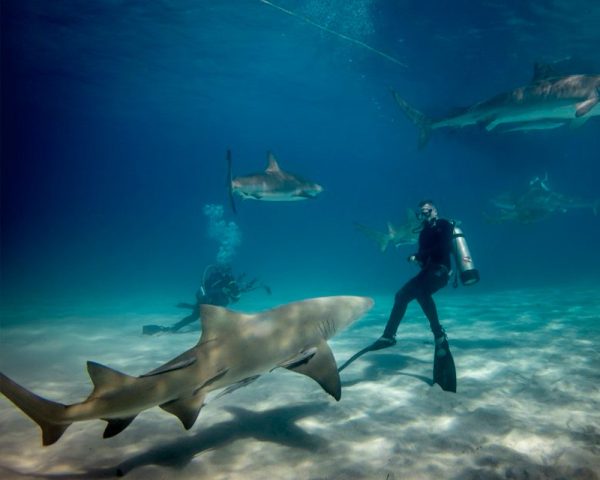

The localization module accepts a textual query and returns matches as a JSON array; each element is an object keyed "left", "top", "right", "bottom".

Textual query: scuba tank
[{"left": 452, "top": 225, "right": 480, "bottom": 286}]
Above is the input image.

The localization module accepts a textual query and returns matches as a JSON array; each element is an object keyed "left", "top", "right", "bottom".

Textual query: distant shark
[
  {"left": 228, "top": 150, "right": 323, "bottom": 213},
  {"left": 391, "top": 64, "right": 600, "bottom": 148},
  {"left": 486, "top": 176, "right": 598, "bottom": 224},
  {"left": 0, "top": 296, "right": 373, "bottom": 446},
  {"left": 355, "top": 208, "right": 421, "bottom": 252}
]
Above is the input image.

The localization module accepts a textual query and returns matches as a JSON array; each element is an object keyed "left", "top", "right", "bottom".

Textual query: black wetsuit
[
  {"left": 170, "top": 272, "right": 236, "bottom": 332},
  {"left": 382, "top": 218, "right": 454, "bottom": 339}
]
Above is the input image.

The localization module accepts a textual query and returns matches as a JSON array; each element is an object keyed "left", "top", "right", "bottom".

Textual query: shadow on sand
[{"left": 0, "top": 402, "right": 330, "bottom": 479}]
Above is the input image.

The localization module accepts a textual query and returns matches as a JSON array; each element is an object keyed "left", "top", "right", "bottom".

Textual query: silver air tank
[{"left": 452, "top": 226, "right": 480, "bottom": 286}]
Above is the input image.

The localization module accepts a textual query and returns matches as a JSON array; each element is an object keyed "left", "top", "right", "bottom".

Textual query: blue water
[
  {"left": 2, "top": 1, "right": 600, "bottom": 312},
  {"left": 1, "top": 3, "right": 600, "bottom": 477}
]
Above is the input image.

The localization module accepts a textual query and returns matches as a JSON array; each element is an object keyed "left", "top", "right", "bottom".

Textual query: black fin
[
  {"left": 103, "top": 416, "right": 137, "bottom": 438},
  {"left": 433, "top": 348, "right": 457, "bottom": 393}
]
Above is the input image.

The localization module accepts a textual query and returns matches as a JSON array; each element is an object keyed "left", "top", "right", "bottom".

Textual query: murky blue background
[{"left": 2, "top": 0, "right": 599, "bottom": 311}]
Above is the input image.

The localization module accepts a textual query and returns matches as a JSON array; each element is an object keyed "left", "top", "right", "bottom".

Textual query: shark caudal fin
[
  {"left": 227, "top": 149, "right": 237, "bottom": 214},
  {"left": 354, "top": 222, "right": 390, "bottom": 252},
  {"left": 0, "top": 372, "right": 70, "bottom": 446},
  {"left": 390, "top": 88, "right": 432, "bottom": 149}
]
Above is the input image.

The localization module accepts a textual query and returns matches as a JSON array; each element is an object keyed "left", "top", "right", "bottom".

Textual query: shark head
[
  {"left": 302, "top": 181, "right": 324, "bottom": 198},
  {"left": 315, "top": 295, "right": 374, "bottom": 337}
]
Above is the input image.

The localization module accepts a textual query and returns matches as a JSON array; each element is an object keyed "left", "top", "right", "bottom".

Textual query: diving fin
[
  {"left": 338, "top": 337, "right": 396, "bottom": 373},
  {"left": 433, "top": 335, "right": 457, "bottom": 392}
]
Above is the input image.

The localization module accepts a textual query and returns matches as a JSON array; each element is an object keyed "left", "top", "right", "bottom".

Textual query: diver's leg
[
  {"left": 166, "top": 307, "right": 200, "bottom": 332},
  {"left": 416, "top": 295, "right": 444, "bottom": 337},
  {"left": 381, "top": 276, "right": 421, "bottom": 340},
  {"left": 417, "top": 269, "right": 456, "bottom": 392},
  {"left": 416, "top": 267, "right": 449, "bottom": 337}
]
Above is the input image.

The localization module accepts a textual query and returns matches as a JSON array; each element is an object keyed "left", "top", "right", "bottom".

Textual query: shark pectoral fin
[
  {"left": 285, "top": 341, "right": 341, "bottom": 401},
  {"left": 575, "top": 97, "right": 598, "bottom": 117},
  {"left": 87, "top": 361, "right": 136, "bottom": 396},
  {"left": 275, "top": 347, "right": 318, "bottom": 371},
  {"left": 160, "top": 393, "right": 206, "bottom": 430},
  {"left": 103, "top": 416, "right": 138, "bottom": 438}
]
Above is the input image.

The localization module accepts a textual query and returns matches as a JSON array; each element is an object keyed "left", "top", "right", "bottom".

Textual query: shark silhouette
[
  {"left": 355, "top": 208, "right": 422, "bottom": 252},
  {"left": 392, "top": 64, "right": 600, "bottom": 148},
  {"left": 227, "top": 150, "right": 323, "bottom": 212},
  {"left": 0, "top": 296, "right": 373, "bottom": 446}
]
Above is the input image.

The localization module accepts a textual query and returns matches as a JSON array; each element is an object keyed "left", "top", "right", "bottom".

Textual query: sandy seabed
[{"left": 1, "top": 286, "right": 599, "bottom": 480}]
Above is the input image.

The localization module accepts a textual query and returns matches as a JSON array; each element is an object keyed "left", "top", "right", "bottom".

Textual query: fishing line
[{"left": 260, "top": 0, "right": 407, "bottom": 68}]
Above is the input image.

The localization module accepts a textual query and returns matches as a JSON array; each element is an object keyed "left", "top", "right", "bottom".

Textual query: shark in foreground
[
  {"left": 355, "top": 208, "right": 421, "bottom": 252},
  {"left": 0, "top": 296, "right": 373, "bottom": 446},
  {"left": 228, "top": 149, "right": 323, "bottom": 213},
  {"left": 391, "top": 64, "right": 600, "bottom": 148}
]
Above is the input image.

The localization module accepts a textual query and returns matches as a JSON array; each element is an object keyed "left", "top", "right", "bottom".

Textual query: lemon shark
[
  {"left": 0, "top": 296, "right": 373, "bottom": 446},
  {"left": 392, "top": 64, "right": 600, "bottom": 149},
  {"left": 227, "top": 149, "right": 323, "bottom": 213},
  {"left": 355, "top": 208, "right": 421, "bottom": 252}
]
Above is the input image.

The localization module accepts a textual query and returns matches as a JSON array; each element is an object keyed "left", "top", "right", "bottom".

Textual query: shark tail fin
[
  {"left": 354, "top": 222, "right": 390, "bottom": 252},
  {"left": 0, "top": 372, "right": 70, "bottom": 446},
  {"left": 227, "top": 149, "right": 237, "bottom": 214},
  {"left": 390, "top": 88, "right": 432, "bottom": 149}
]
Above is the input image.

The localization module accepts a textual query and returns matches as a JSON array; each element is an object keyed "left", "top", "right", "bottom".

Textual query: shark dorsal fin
[
  {"left": 87, "top": 361, "right": 135, "bottom": 396},
  {"left": 265, "top": 151, "right": 282, "bottom": 174},
  {"left": 199, "top": 304, "right": 250, "bottom": 341},
  {"left": 386, "top": 222, "right": 396, "bottom": 235},
  {"left": 160, "top": 392, "right": 206, "bottom": 430},
  {"left": 532, "top": 62, "right": 555, "bottom": 82},
  {"left": 284, "top": 340, "right": 341, "bottom": 401}
]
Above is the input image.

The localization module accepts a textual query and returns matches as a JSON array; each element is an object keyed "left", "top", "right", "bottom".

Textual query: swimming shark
[
  {"left": 228, "top": 150, "right": 323, "bottom": 213},
  {"left": 391, "top": 64, "right": 600, "bottom": 148},
  {"left": 355, "top": 208, "right": 421, "bottom": 252},
  {"left": 486, "top": 176, "right": 598, "bottom": 224},
  {"left": 0, "top": 295, "right": 373, "bottom": 446}
]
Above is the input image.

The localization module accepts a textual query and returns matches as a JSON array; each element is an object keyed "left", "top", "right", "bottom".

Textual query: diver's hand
[{"left": 407, "top": 255, "right": 418, "bottom": 263}]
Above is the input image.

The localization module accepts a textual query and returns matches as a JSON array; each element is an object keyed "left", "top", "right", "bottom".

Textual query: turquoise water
[{"left": 1, "top": 1, "right": 599, "bottom": 478}]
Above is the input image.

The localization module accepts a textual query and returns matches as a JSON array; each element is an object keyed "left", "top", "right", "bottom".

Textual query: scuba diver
[
  {"left": 339, "top": 200, "right": 479, "bottom": 392},
  {"left": 142, "top": 264, "right": 271, "bottom": 335}
]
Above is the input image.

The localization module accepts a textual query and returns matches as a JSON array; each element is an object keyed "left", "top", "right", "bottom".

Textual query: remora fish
[
  {"left": 391, "top": 64, "right": 600, "bottom": 148},
  {"left": 0, "top": 296, "right": 373, "bottom": 446},
  {"left": 227, "top": 149, "right": 323, "bottom": 213},
  {"left": 355, "top": 208, "right": 421, "bottom": 252}
]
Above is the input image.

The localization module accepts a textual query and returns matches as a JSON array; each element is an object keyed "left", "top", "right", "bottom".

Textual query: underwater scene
[{"left": 1, "top": 1, "right": 599, "bottom": 479}]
